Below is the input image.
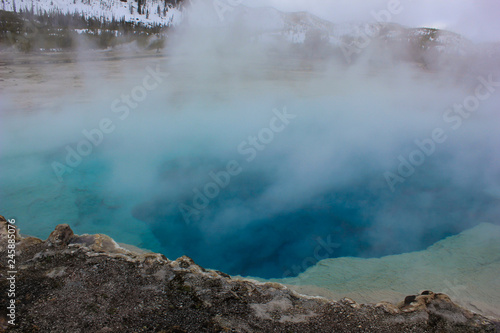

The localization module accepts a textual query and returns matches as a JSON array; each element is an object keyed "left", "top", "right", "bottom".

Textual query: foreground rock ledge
[{"left": 0, "top": 217, "right": 498, "bottom": 333}]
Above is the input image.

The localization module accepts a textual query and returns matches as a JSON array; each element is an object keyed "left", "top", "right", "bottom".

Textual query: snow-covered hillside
[
  {"left": 2, "top": 0, "right": 497, "bottom": 58},
  {"left": 0, "top": 0, "right": 474, "bottom": 51},
  {"left": 1, "top": 0, "right": 183, "bottom": 26},
  {"left": 198, "top": 5, "right": 474, "bottom": 56}
]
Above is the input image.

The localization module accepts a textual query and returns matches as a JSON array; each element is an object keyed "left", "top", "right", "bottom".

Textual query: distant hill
[{"left": 1, "top": 0, "right": 499, "bottom": 68}]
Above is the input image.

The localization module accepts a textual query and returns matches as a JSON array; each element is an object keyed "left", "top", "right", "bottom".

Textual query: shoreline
[
  {"left": 10, "top": 220, "right": 500, "bottom": 319},
  {"left": 0, "top": 215, "right": 500, "bottom": 320},
  {"left": 1, "top": 215, "right": 499, "bottom": 332}
]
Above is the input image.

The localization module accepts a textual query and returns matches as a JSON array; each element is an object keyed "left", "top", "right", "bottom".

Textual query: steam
[{"left": 0, "top": 3, "right": 499, "bottom": 278}]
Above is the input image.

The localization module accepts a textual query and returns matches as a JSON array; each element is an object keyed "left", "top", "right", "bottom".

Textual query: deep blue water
[{"left": 130, "top": 156, "right": 499, "bottom": 278}]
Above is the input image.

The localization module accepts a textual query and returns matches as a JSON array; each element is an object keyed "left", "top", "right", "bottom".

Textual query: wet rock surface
[{"left": 0, "top": 216, "right": 498, "bottom": 333}]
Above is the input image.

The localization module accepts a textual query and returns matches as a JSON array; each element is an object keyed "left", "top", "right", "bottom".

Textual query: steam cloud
[{"left": 1, "top": 2, "right": 499, "bottom": 278}]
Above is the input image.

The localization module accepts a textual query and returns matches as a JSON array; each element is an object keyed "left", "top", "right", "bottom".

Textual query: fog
[
  {"left": 249, "top": 0, "right": 500, "bottom": 42},
  {"left": 1, "top": 2, "right": 499, "bottom": 278}
]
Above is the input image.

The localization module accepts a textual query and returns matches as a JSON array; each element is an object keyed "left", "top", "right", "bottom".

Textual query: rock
[
  {"left": 0, "top": 215, "right": 21, "bottom": 251},
  {"left": 397, "top": 290, "right": 485, "bottom": 329},
  {"left": 340, "top": 297, "right": 361, "bottom": 309},
  {"left": 46, "top": 224, "right": 74, "bottom": 247},
  {"left": 0, "top": 220, "right": 499, "bottom": 332},
  {"left": 375, "top": 301, "right": 401, "bottom": 314}
]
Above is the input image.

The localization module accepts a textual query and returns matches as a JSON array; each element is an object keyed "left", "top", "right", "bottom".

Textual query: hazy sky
[{"left": 248, "top": 0, "right": 500, "bottom": 42}]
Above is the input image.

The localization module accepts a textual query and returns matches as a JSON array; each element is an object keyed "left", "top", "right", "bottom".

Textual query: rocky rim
[{"left": 0, "top": 215, "right": 498, "bottom": 333}]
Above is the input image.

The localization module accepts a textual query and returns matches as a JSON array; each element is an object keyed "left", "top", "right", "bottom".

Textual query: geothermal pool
[{"left": 1, "top": 51, "right": 499, "bottom": 280}]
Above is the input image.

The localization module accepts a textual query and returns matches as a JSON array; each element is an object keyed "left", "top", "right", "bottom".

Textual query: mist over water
[{"left": 1, "top": 4, "right": 500, "bottom": 278}]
